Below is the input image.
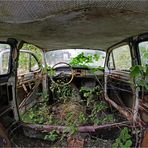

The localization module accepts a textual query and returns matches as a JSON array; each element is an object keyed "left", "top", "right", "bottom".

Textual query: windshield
[{"left": 45, "top": 49, "right": 105, "bottom": 68}]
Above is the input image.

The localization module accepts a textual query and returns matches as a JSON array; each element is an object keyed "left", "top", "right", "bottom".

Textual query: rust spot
[
  {"left": 141, "top": 128, "right": 148, "bottom": 148},
  {"left": 0, "top": 123, "right": 11, "bottom": 147}
]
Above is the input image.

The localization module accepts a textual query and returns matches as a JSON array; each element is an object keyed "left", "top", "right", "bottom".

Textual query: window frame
[
  {"left": 0, "top": 44, "right": 12, "bottom": 76},
  {"left": 107, "top": 42, "right": 133, "bottom": 71},
  {"left": 18, "top": 50, "right": 40, "bottom": 75},
  {"left": 137, "top": 41, "right": 148, "bottom": 66}
]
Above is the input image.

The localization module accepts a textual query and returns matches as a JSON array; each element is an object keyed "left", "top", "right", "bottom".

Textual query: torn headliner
[{"left": 0, "top": 1, "right": 148, "bottom": 50}]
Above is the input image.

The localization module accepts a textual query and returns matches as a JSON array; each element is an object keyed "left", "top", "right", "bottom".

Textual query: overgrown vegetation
[
  {"left": 112, "top": 127, "right": 132, "bottom": 148},
  {"left": 70, "top": 52, "right": 104, "bottom": 72},
  {"left": 21, "top": 51, "right": 126, "bottom": 145},
  {"left": 70, "top": 52, "right": 100, "bottom": 68},
  {"left": 21, "top": 49, "right": 114, "bottom": 141},
  {"left": 22, "top": 43, "right": 42, "bottom": 63},
  {"left": 130, "top": 65, "right": 148, "bottom": 90}
]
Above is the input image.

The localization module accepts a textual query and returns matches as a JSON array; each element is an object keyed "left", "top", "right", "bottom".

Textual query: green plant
[
  {"left": 112, "top": 127, "right": 132, "bottom": 148},
  {"left": 44, "top": 130, "right": 59, "bottom": 142},
  {"left": 50, "top": 82, "right": 73, "bottom": 103},
  {"left": 80, "top": 86, "right": 102, "bottom": 106},
  {"left": 78, "top": 112, "right": 87, "bottom": 125},
  {"left": 65, "top": 112, "right": 78, "bottom": 136},
  {"left": 130, "top": 65, "right": 148, "bottom": 90},
  {"left": 70, "top": 52, "right": 97, "bottom": 67},
  {"left": 90, "top": 102, "right": 113, "bottom": 125},
  {"left": 37, "top": 90, "right": 49, "bottom": 102},
  {"left": 70, "top": 52, "right": 104, "bottom": 74}
]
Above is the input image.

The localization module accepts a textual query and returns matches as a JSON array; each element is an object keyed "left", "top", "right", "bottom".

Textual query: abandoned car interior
[{"left": 0, "top": 1, "right": 148, "bottom": 147}]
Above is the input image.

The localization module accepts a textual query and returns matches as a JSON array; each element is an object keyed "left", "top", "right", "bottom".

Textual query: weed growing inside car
[
  {"left": 130, "top": 65, "right": 148, "bottom": 90},
  {"left": 44, "top": 130, "right": 59, "bottom": 142},
  {"left": 112, "top": 127, "right": 132, "bottom": 148},
  {"left": 80, "top": 86, "right": 103, "bottom": 106}
]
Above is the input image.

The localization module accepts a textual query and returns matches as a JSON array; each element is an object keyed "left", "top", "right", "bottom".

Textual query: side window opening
[
  {"left": 108, "top": 52, "right": 115, "bottom": 70},
  {"left": 22, "top": 43, "right": 42, "bottom": 64},
  {"left": 0, "top": 44, "right": 11, "bottom": 75},
  {"left": 139, "top": 41, "right": 148, "bottom": 66},
  {"left": 18, "top": 52, "right": 39, "bottom": 75},
  {"left": 30, "top": 54, "right": 39, "bottom": 72},
  {"left": 18, "top": 43, "right": 42, "bottom": 75},
  {"left": 108, "top": 45, "right": 132, "bottom": 71},
  {"left": 18, "top": 52, "right": 29, "bottom": 75},
  {"left": 2, "top": 52, "right": 10, "bottom": 74}
]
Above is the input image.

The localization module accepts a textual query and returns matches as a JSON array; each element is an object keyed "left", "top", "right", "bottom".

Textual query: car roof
[{"left": 0, "top": 1, "right": 148, "bottom": 50}]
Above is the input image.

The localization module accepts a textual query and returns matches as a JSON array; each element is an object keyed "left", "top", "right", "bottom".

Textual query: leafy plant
[
  {"left": 130, "top": 65, "right": 148, "bottom": 90},
  {"left": 44, "top": 130, "right": 59, "bottom": 142},
  {"left": 70, "top": 52, "right": 104, "bottom": 72},
  {"left": 50, "top": 82, "right": 73, "bottom": 103},
  {"left": 37, "top": 90, "right": 49, "bottom": 102},
  {"left": 78, "top": 112, "right": 87, "bottom": 125},
  {"left": 112, "top": 127, "right": 132, "bottom": 148},
  {"left": 80, "top": 86, "right": 102, "bottom": 106},
  {"left": 90, "top": 102, "right": 111, "bottom": 125},
  {"left": 70, "top": 52, "right": 98, "bottom": 67},
  {"left": 65, "top": 112, "right": 78, "bottom": 136}
]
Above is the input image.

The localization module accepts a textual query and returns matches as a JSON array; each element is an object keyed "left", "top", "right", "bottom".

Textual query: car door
[
  {"left": 104, "top": 40, "right": 136, "bottom": 120},
  {"left": 136, "top": 34, "right": 148, "bottom": 126},
  {"left": 0, "top": 39, "right": 19, "bottom": 147},
  {"left": 17, "top": 50, "right": 43, "bottom": 114}
]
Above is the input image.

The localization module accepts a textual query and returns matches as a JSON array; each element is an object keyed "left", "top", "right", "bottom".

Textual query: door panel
[
  {"left": 17, "top": 50, "right": 42, "bottom": 114},
  {"left": 106, "top": 44, "right": 134, "bottom": 109},
  {"left": 138, "top": 41, "right": 148, "bottom": 125},
  {"left": 0, "top": 39, "right": 19, "bottom": 130}
]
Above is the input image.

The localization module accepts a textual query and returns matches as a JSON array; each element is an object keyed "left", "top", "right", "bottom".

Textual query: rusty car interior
[{"left": 0, "top": 1, "right": 148, "bottom": 147}]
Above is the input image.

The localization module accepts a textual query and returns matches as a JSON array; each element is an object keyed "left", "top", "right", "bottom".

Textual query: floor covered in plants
[{"left": 12, "top": 83, "right": 134, "bottom": 147}]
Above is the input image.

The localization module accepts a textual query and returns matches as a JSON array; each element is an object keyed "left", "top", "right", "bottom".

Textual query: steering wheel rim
[{"left": 49, "top": 62, "right": 74, "bottom": 86}]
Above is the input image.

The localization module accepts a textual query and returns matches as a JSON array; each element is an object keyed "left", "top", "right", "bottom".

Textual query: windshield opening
[{"left": 45, "top": 49, "right": 105, "bottom": 68}]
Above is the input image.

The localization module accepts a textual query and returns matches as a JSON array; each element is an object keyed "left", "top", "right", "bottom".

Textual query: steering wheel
[{"left": 49, "top": 62, "right": 74, "bottom": 86}]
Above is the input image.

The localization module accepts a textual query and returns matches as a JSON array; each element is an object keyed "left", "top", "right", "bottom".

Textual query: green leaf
[
  {"left": 130, "top": 65, "right": 141, "bottom": 78},
  {"left": 144, "top": 84, "right": 148, "bottom": 90},
  {"left": 112, "top": 143, "right": 118, "bottom": 148},
  {"left": 125, "top": 140, "right": 132, "bottom": 147}
]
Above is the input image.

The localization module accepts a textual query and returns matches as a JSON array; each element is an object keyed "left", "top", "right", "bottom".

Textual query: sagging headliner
[{"left": 0, "top": 0, "right": 148, "bottom": 50}]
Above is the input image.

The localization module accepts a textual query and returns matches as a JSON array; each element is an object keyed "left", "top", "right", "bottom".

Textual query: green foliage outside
[
  {"left": 22, "top": 43, "right": 42, "bottom": 63},
  {"left": 112, "top": 127, "right": 132, "bottom": 148},
  {"left": 16, "top": 43, "right": 43, "bottom": 74},
  {"left": 112, "top": 45, "right": 132, "bottom": 70}
]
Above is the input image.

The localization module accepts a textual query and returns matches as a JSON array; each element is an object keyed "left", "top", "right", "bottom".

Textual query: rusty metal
[
  {"left": 105, "top": 95, "right": 133, "bottom": 121},
  {"left": 141, "top": 128, "right": 148, "bottom": 147},
  {"left": 0, "top": 123, "right": 11, "bottom": 147},
  {"left": 23, "top": 121, "right": 131, "bottom": 133},
  {"left": 19, "top": 79, "right": 41, "bottom": 109}
]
